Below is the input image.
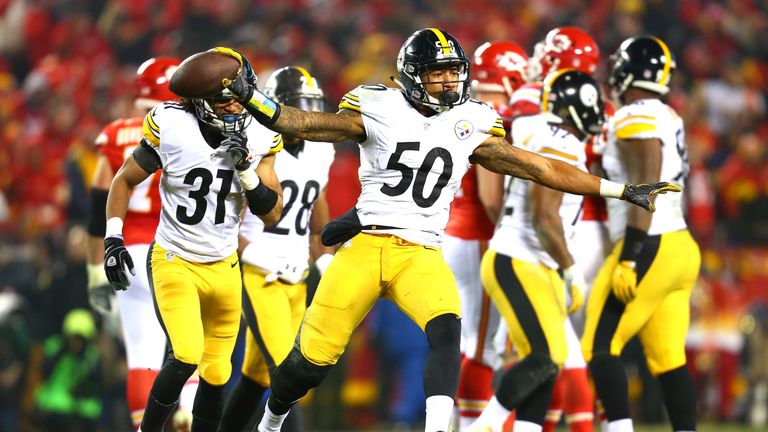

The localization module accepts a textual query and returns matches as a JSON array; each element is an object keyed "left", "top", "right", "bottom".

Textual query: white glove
[
  {"left": 87, "top": 262, "right": 114, "bottom": 315},
  {"left": 561, "top": 264, "right": 586, "bottom": 315}
]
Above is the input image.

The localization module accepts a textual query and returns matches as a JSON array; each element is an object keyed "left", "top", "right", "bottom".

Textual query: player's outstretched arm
[
  {"left": 471, "top": 136, "right": 680, "bottom": 212},
  {"left": 222, "top": 69, "right": 366, "bottom": 143},
  {"left": 271, "top": 106, "right": 367, "bottom": 143}
]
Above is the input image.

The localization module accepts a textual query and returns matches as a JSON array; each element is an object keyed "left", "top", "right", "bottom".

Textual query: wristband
[
  {"left": 599, "top": 179, "right": 625, "bottom": 199},
  {"left": 619, "top": 226, "right": 648, "bottom": 262},
  {"left": 314, "top": 253, "right": 334, "bottom": 276},
  {"left": 105, "top": 217, "right": 124, "bottom": 238},
  {"left": 245, "top": 182, "right": 279, "bottom": 215},
  {"left": 237, "top": 169, "right": 261, "bottom": 191},
  {"left": 243, "top": 90, "right": 282, "bottom": 126}
]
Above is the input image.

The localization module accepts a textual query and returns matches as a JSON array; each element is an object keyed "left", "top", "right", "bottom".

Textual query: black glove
[
  {"left": 104, "top": 236, "right": 135, "bottom": 290},
  {"left": 621, "top": 182, "right": 682, "bottom": 212},
  {"left": 222, "top": 55, "right": 256, "bottom": 102},
  {"left": 222, "top": 131, "right": 252, "bottom": 171}
]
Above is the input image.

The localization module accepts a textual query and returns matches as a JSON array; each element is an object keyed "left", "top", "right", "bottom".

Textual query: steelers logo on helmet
[
  {"left": 263, "top": 66, "right": 326, "bottom": 113},
  {"left": 541, "top": 69, "right": 605, "bottom": 138},
  {"left": 609, "top": 35, "right": 676, "bottom": 99},
  {"left": 395, "top": 28, "right": 471, "bottom": 113}
]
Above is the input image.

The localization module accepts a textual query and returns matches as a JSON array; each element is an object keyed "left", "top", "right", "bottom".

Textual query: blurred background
[{"left": 0, "top": 0, "right": 767, "bottom": 431}]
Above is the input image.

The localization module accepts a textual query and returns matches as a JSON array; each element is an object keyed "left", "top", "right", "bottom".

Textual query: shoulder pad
[
  {"left": 468, "top": 99, "right": 506, "bottom": 138},
  {"left": 142, "top": 106, "right": 161, "bottom": 148},
  {"left": 612, "top": 101, "right": 661, "bottom": 140}
]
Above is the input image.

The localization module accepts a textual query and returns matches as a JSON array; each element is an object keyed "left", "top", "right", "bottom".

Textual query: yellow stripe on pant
[
  {"left": 148, "top": 243, "right": 242, "bottom": 385},
  {"left": 581, "top": 229, "right": 700, "bottom": 376},
  {"left": 241, "top": 265, "right": 307, "bottom": 387},
  {"left": 480, "top": 249, "right": 568, "bottom": 366},
  {"left": 299, "top": 233, "right": 461, "bottom": 366}
]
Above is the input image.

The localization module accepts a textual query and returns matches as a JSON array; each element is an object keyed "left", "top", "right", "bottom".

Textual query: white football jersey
[
  {"left": 491, "top": 114, "right": 587, "bottom": 269},
  {"left": 142, "top": 102, "right": 282, "bottom": 262},
  {"left": 239, "top": 141, "right": 335, "bottom": 279},
  {"left": 602, "top": 98, "right": 688, "bottom": 242},
  {"left": 339, "top": 85, "right": 505, "bottom": 247}
]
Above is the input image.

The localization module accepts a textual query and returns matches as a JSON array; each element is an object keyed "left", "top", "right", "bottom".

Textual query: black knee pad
[
  {"left": 496, "top": 353, "right": 558, "bottom": 410},
  {"left": 152, "top": 356, "right": 198, "bottom": 404},
  {"left": 164, "top": 356, "right": 198, "bottom": 381},
  {"left": 588, "top": 353, "right": 630, "bottom": 421},
  {"left": 271, "top": 347, "right": 331, "bottom": 404},
  {"left": 423, "top": 314, "right": 462, "bottom": 397},
  {"left": 425, "top": 313, "right": 461, "bottom": 351}
]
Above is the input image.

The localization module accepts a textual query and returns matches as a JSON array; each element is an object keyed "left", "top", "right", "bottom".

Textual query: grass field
[{"left": 633, "top": 425, "right": 761, "bottom": 432}]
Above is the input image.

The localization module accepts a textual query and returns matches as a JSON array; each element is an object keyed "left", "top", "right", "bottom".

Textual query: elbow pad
[
  {"left": 87, "top": 188, "right": 109, "bottom": 236},
  {"left": 245, "top": 181, "right": 279, "bottom": 215},
  {"left": 133, "top": 139, "right": 162, "bottom": 174}
]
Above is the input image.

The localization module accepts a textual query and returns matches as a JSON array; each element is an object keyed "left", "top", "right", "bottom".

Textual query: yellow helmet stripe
[
  {"left": 650, "top": 36, "right": 672, "bottom": 86},
  {"left": 540, "top": 68, "right": 574, "bottom": 114},
  {"left": 428, "top": 28, "right": 452, "bottom": 55},
  {"left": 293, "top": 66, "right": 316, "bottom": 88}
]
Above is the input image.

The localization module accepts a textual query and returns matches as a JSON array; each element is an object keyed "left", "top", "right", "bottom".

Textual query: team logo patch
[{"left": 455, "top": 120, "right": 474, "bottom": 140}]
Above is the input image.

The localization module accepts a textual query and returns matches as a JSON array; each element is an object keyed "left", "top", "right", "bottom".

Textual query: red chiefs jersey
[
  {"left": 95, "top": 117, "right": 161, "bottom": 245},
  {"left": 446, "top": 165, "right": 495, "bottom": 240},
  {"left": 445, "top": 101, "right": 510, "bottom": 240}
]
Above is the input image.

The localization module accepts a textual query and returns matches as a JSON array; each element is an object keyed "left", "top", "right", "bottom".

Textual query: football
[{"left": 169, "top": 50, "right": 242, "bottom": 99}]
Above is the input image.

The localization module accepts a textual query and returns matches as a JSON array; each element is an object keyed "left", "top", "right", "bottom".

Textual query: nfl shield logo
[{"left": 455, "top": 120, "right": 474, "bottom": 140}]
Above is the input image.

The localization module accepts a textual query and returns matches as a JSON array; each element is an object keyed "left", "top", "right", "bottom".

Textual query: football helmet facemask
[
  {"left": 527, "top": 27, "right": 600, "bottom": 82},
  {"left": 541, "top": 69, "right": 605, "bottom": 138},
  {"left": 396, "top": 28, "right": 471, "bottom": 112},
  {"left": 135, "top": 57, "right": 181, "bottom": 110},
  {"left": 192, "top": 50, "right": 255, "bottom": 134},
  {"left": 471, "top": 40, "right": 528, "bottom": 98},
  {"left": 609, "top": 35, "right": 676, "bottom": 98},
  {"left": 263, "top": 66, "right": 326, "bottom": 112}
]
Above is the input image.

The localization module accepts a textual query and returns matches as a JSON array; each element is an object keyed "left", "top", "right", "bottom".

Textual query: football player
[
  {"left": 219, "top": 66, "right": 335, "bottom": 432},
  {"left": 581, "top": 36, "right": 700, "bottom": 432},
  {"left": 220, "top": 28, "right": 678, "bottom": 432},
  {"left": 519, "top": 26, "right": 604, "bottom": 432},
  {"left": 442, "top": 40, "right": 527, "bottom": 430},
  {"left": 467, "top": 70, "right": 605, "bottom": 432},
  {"left": 102, "top": 47, "right": 283, "bottom": 432},
  {"left": 85, "top": 57, "right": 200, "bottom": 430}
]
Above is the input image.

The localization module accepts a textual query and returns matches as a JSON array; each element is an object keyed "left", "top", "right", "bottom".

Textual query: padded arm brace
[{"left": 133, "top": 139, "right": 163, "bottom": 174}]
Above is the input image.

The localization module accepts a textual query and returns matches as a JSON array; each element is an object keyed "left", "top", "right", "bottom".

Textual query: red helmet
[
  {"left": 471, "top": 41, "right": 529, "bottom": 97},
  {"left": 135, "top": 57, "right": 181, "bottom": 110},
  {"left": 528, "top": 27, "right": 599, "bottom": 81}
]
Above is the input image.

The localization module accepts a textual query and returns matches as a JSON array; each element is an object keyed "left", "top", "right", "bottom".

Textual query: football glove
[
  {"left": 222, "top": 131, "right": 252, "bottom": 171},
  {"left": 611, "top": 260, "right": 638, "bottom": 304},
  {"left": 104, "top": 235, "right": 135, "bottom": 290},
  {"left": 621, "top": 182, "right": 682, "bottom": 212},
  {"left": 561, "top": 265, "right": 586, "bottom": 315},
  {"left": 220, "top": 51, "right": 281, "bottom": 126},
  {"left": 213, "top": 48, "right": 256, "bottom": 102},
  {"left": 87, "top": 263, "right": 114, "bottom": 315}
]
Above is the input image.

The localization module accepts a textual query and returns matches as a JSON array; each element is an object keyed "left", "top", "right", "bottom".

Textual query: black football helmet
[
  {"left": 541, "top": 69, "right": 605, "bottom": 138},
  {"left": 191, "top": 48, "right": 254, "bottom": 134},
  {"left": 263, "top": 66, "right": 326, "bottom": 112},
  {"left": 609, "top": 35, "right": 676, "bottom": 98},
  {"left": 396, "top": 28, "right": 471, "bottom": 112}
]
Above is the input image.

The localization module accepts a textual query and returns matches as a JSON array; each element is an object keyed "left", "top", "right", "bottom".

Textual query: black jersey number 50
[{"left": 380, "top": 141, "right": 453, "bottom": 208}]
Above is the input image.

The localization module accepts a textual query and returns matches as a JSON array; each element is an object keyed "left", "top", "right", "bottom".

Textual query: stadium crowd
[{"left": 0, "top": 0, "right": 766, "bottom": 430}]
